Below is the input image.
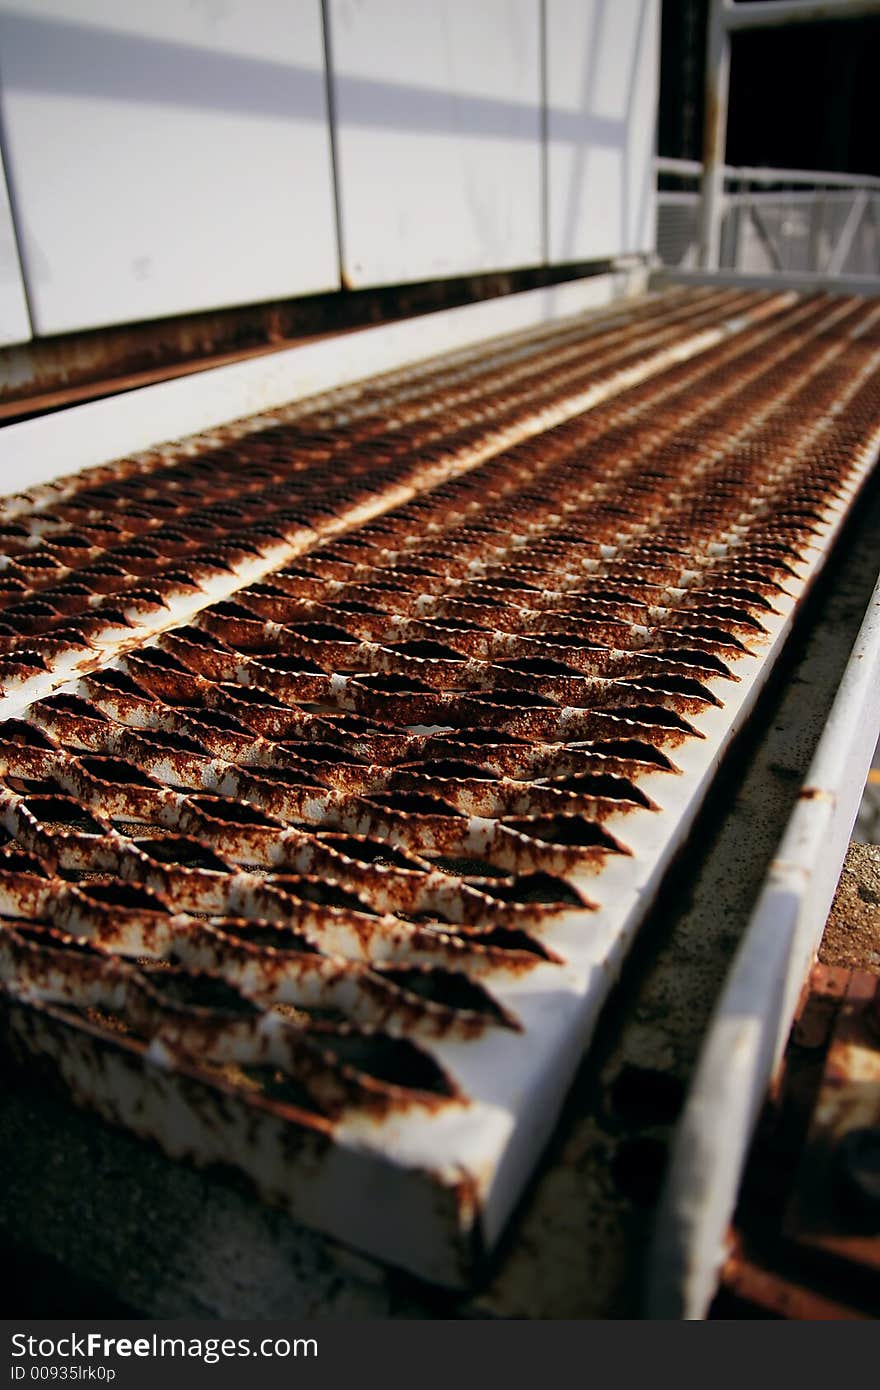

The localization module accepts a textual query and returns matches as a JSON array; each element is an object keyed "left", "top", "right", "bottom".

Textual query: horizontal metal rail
[
  {"left": 656, "top": 156, "right": 880, "bottom": 191},
  {"left": 724, "top": 0, "right": 880, "bottom": 32}
]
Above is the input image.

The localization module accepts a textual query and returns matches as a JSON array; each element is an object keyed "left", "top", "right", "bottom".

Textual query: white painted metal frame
[
  {"left": 698, "top": 0, "right": 880, "bottom": 269},
  {"left": 656, "top": 155, "right": 880, "bottom": 191},
  {"left": 656, "top": 158, "right": 880, "bottom": 279},
  {"left": 647, "top": 565, "right": 880, "bottom": 1320}
]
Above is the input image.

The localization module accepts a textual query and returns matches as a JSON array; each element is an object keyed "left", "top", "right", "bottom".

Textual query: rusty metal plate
[{"left": 0, "top": 287, "right": 879, "bottom": 1286}]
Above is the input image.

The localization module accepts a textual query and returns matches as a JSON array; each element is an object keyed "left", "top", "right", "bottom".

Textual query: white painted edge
[
  {"left": 645, "top": 557, "right": 880, "bottom": 1320},
  {"left": 0, "top": 270, "right": 648, "bottom": 495}
]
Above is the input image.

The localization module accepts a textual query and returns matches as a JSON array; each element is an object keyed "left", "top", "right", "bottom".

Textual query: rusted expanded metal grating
[
  {"left": 0, "top": 283, "right": 783, "bottom": 707},
  {"left": 0, "top": 287, "right": 879, "bottom": 1285}
]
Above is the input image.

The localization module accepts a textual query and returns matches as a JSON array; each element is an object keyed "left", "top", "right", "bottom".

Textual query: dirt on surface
[{"left": 819, "top": 842, "right": 880, "bottom": 974}]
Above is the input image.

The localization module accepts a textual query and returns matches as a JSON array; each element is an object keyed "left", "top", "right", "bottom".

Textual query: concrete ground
[
  {"left": 826, "top": 741, "right": 880, "bottom": 969},
  {"left": 853, "top": 739, "right": 880, "bottom": 845},
  {"left": 819, "top": 839, "right": 880, "bottom": 973}
]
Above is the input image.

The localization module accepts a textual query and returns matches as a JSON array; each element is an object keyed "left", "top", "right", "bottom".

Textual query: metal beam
[
  {"left": 697, "top": 0, "right": 880, "bottom": 270},
  {"left": 656, "top": 156, "right": 704, "bottom": 179},
  {"left": 726, "top": 162, "right": 880, "bottom": 189},
  {"left": 698, "top": 2, "right": 731, "bottom": 269},
  {"left": 724, "top": 0, "right": 880, "bottom": 33},
  {"left": 656, "top": 156, "right": 880, "bottom": 191}
]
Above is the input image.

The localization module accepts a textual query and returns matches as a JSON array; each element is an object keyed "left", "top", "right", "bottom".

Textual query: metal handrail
[
  {"left": 698, "top": 0, "right": 880, "bottom": 268},
  {"left": 656, "top": 156, "right": 880, "bottom": 192}
]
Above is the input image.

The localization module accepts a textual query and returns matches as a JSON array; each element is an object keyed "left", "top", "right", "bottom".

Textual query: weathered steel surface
[
  {"left": 0, "top": 284, "right": 770, "bottom": 712},
  {"left": 0, "top": 287, "right": 878, "bottom": 1285}
]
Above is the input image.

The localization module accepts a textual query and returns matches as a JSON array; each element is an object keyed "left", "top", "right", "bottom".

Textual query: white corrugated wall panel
[
  {"left": 327, "top": 0, "right": 544, "bottom": 288},
  {"left": 546, "top": 0, "right": 659, "bottom": 265},
  {"left": 0, "top": 1, "right": 340, "bottom": 335}
]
